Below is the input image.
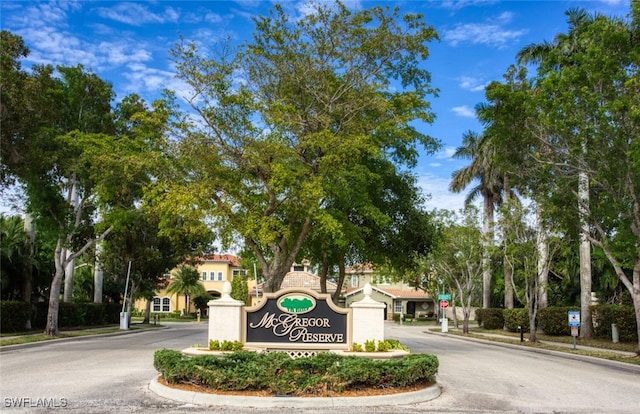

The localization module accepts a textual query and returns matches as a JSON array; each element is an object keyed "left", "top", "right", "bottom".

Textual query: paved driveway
[{"left": 1, "top": 322, "right": 638, "bottom": 413}]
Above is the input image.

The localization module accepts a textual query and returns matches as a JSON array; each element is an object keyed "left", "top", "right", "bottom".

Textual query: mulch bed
[{"left": 158, "top": 377, "right": 435, "bottom": 398}]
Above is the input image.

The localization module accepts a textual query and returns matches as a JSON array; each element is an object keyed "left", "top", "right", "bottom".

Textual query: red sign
[{"left": 439, "top": 300, "right": 449, "bottom": 309}]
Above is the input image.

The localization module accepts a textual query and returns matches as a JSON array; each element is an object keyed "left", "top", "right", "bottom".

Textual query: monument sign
[{"left": 244, "top": 288, "right": 351, "bottom": 350}]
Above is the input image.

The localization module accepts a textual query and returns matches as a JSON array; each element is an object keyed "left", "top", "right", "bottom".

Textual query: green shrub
[
  {"left": 221, "top": 340, "right": 244, "bottom": 351},
  {"left": 385, "top": 338, "right": 410, "bottom": 352},
  {"left": 153, "top": 349, "right": 439, "bottom": 396},
  {"left": 364, "top": 339, "right": 376, "bottom": 352},
  {"left": 476, "top": 308, "right": 504, "bottom": 330},
  {"left": 31, "top": 302, "right": 121, "bottom": 329},
  {"left": 538, "top": 307, "right": 579, "bottom": 336},
  {"left": 209, "top": 340, "right": 243, "bottom": 351},
  {"left": 377, "top": 340, "right": 390, "bottom": 352},
  {"left": 592, "top": 305, "right": 637, "bottom": 342},
  {"left": 82, "top": 303, "right": 107, "bottom": 325},
  {"left": 0, "top": 301, "right": 32, "bottom": 333},
  {"left": 503, "top": 308, "right": 529, "bottom": 332},
  {"left": 349, "top": 339, "right": 409, "bottom": 353}
]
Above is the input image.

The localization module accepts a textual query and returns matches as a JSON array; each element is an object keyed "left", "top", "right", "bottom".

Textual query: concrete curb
[
  {"left": 149, "top": 375, "right": 441, "bottom": 408},
  {"left": 425, "top": 329, "right": 640, "bottom": 374},
  {"left": 0, "top": 325, "right": 168, "bottom": 353}
]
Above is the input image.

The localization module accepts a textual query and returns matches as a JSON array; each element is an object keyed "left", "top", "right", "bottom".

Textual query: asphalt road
[{"left": 1, "top": 322, "right": 638, "bottom": 413}]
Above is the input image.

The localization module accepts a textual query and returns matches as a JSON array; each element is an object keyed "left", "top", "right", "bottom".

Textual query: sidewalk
[
  {"left": 0, "top": 323, "right": 167, "bottom": 351},
  {"left": 424, "top": 324, "right": 639, "bottom": 359}
]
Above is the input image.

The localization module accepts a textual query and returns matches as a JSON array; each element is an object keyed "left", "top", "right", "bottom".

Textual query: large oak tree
[{"left": 165, "top": 2, "right": 440, "bottom": 292}]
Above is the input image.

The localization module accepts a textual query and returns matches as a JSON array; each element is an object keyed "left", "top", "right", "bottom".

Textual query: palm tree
[
  {"left": 474, "top": 66, "right": 532, "bottom": 310},
  {"left": 450, "top": 131, "right": 503, "bottom": 309},
  {"left": 166, "top": 265, "right": 206, "bottom": 315},
  {"left": 516, "top": 7, "right": 596, "bottom": 338}
]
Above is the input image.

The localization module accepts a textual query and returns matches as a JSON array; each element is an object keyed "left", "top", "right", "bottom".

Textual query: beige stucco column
[
  {"left": 208, "top": 281, "right": 243, "bottom": 343},
  {"left": 350, "top": 283, "right": 386, "bottom": 345}
]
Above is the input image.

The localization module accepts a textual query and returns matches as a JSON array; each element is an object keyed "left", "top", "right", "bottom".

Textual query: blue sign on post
[{"left": 568, "top": 311, "right": 581, "bottom": 327}]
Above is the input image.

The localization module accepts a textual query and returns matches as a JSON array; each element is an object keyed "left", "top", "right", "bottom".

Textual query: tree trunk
[
  {"left": 633, "top": 288, "right": 640, "bottom": 355},
  {"left": 126, "top": 281, "right": 136, "bottom": 327},
  {"left": 44, "top": 228, "right": 112, "bottom": 336},
  {"left": 22, "top": 214, "right": 35, "bottom": 330},
  {"left": 578, "top": 169, "right": 593, "bottom": 338},
  {"left": 504, "top": 181, "right": 514, "bottom": 309},
  {"left": 482, "top": 195, "right": 494, "bottom": 308},
  {"left": 332, "top": 258, "right": 346, "bottom": 304},
  {"left": 462, "top": 307, "right": 470, "bottom": 334},
  {"left": 94, "top": 241, "right": 103, "bottom": 303},
  {"left": 536, "top": 207, "right": 549, "bottom": 309},
  {"left": 319, "top": 254, "right": 329, "bottom": 294},
  {"left": 452, "top": 300, "right": 459, "bottom": 328},
  {"left": 63, "top": 249, "right": 75, "bottom": 302},
  {"left": 143, "top": 298, "right": 152, "bottom": 324},
  {"left": 528, "top": 272, "right": 538, "bottom": 343},
  {"left": 251, "top": 217, "right": 313, "bottom": 293},
  {"left": 62, "top": 178, "right": 79, "bottom": 303},
  {"left": 45, "top": 240, "right": 66, "bottom": 336}
]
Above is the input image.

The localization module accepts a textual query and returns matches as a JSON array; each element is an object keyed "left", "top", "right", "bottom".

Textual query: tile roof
[
  {"left": 345, "top": 286, "right": 432, "bottom": 299},
  {"left": 279, "top": 271, "right": 340, "bottom": 293},
  {"left": 197, "top": 254, "right": 241, "bottom": 267},
  {"left": 345, "top": 263, "right": 375, "bottom": 273}
]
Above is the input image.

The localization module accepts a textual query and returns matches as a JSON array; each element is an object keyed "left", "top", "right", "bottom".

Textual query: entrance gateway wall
[{"left": 208, "top": 282, "right": 385, "bottom": 353}]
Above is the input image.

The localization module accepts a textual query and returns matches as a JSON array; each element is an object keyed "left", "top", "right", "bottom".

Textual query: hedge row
[
  {"left": 0, "top": 301, "right": 122, "bottom": 333},
  {"left": 0, "top": 301, "right": 32, "bottom": 333},
  {"left": 592, "top": 305, "right": 637, "bottom": 342},
  {"left": 154, "top": 349, "right": 439, "bottom": 396},
  {"left": 476, "top": 305, "right": 637, "bottom": 342}
]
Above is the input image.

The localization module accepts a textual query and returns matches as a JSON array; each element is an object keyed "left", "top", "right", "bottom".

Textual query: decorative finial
[
  {"left": 364, "top": 282, "right": 372, "bottom": 297},
  {"left": 222, "top": 281, "right": 232, "bottom": 299}
]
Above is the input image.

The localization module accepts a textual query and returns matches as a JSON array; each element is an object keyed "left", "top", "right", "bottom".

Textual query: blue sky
[{"left": 0, "top": 0, "right": 629, "bottom": 213}]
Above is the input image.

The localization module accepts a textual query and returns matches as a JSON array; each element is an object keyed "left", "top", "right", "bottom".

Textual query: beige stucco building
[
  {"left": 343, "top": 263, "right": 434, "bottom": 320},
  {"left": 135, "top": 254, "right": 253, "bottom": 315}
]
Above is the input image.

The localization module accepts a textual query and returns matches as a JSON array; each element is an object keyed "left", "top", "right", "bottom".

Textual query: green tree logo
[{"left": 277, "top": 294, "right": 316, "bottom": 314}]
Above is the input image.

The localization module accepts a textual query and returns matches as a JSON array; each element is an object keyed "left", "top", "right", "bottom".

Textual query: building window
[
  {"left": 232, "top": 269, "right": 246, "bottom": 277},
  {"left": 217, "top": 271, "right": 223, "bottom": 281},
  {"left": 153, "top": 297, "right": 171, "bottom": 313},
  {"left": 394, "top": 300, "right": 403, "bottom": 314},
  {"left": 374, "top": 275, "right": 390, "bottom": 285},
  {"left": 210, "top": 272, "right": 215, "bottom": 281},
  {"left": 351, "top": 275, "right": 358, "bottom": 288},
  {"left": 202, "top": 272, "right": 207, "bottom": 281}
]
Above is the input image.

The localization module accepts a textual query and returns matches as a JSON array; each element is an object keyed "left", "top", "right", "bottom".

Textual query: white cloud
[
  {"left": 123, "top": 63, "right": 182, "bottom": 95},
  {"left": 417, "top": 173, "right": 467, "bottom": 212},
  {"left": 442, "top": 11, "right": 527, "bottom": 48},
  {"left": 435, "top": 146, "right": 458, "bottom": 160},
  {"left": 204, "top": 12, "right": 224, "bottom": 23},
  {"left": 444, "top": 23, "right": 526, "bottom": 48},
  {"left": 439, "top": 0, "right": 499, "bottom": 10},
  {"left": 458, "top": 76, "right": 487, "bottom": 92},
  {"left": 96, "top": 2, "right": 180, "bottom": 26},
  {"left": 452, "top": 105, "right": 476, "bottom": 118}
]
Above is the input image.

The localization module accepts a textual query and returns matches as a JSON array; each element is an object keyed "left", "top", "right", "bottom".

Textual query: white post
[
  {"left": 120, "top": 261, "right": 132, "bottom": 330},
  {"left": 350, "top": 283, "right": 385, "bottom": 346},
  {"left": 208, "top": 281, "right": 244, "bottom": 344},
  {"left": 253, "top": 262, "right": 259, "bottom": 303}
]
